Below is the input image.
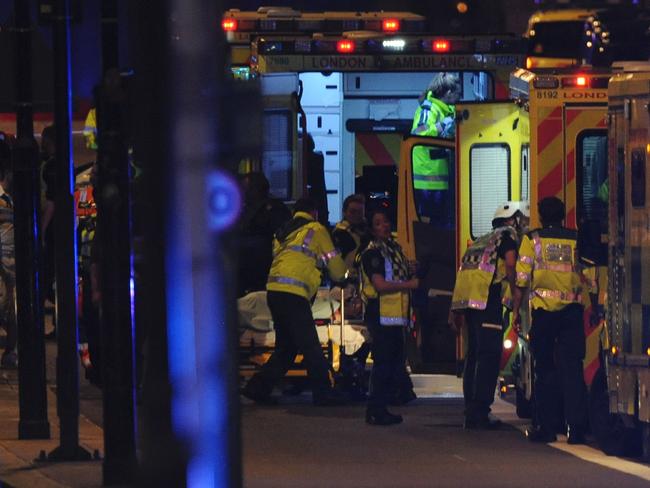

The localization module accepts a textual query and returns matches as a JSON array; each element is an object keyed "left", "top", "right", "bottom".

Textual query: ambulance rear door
[
  {"left": 397, "top": 135, "right": 455, "bottom": 373},
  {"left": 455, "top": 101, "right": 524, "bottom": 375}
]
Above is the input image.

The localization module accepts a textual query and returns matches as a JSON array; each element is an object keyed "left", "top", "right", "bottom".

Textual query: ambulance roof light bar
[
  {"left": 432, "top": 39, "right": 450, "bottom": 52},
  {"left": 222, "top": 19, "right": 237, "bottom": 32},
  {"left": 382, "top": 19, "right": 400, "bottom": 32}
]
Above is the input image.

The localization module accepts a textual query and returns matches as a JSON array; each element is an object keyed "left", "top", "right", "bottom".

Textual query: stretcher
[{"left": 237, "top": 288, "right": 367, "bottom": 379}]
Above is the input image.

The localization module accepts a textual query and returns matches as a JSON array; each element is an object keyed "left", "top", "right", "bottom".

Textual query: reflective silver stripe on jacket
[
  {"left": 519, "top": 255, "right": 534, "bottom": 265},
  {"left": 320, "top": 249, "right": 340, "bottom": 264},
  {"left": 531, "top": 232, "right": 543, "bottom": 264},
  {"left": 535, "top": 262, "right": 574, "bottom": 273},
  {"left": 413, "top": 174, "right": 448, "bottom": 182},
  {"left": 517, "top": 271, "right": 531, "bottom": 283},
  {"left": 380, "top": 316, "right": 409, "bottom": 326},
  {"left": 276, "top": 228, "right": 317, "bottom": 260},
  {"left": 267, "top": 276, "right": 310, "bottom": 292},
  {"left": 533, "top": 288, "right": 581, "bottom": 302},
  {"left": 451, "top": 298, "right": 487, "bottom": 310}
]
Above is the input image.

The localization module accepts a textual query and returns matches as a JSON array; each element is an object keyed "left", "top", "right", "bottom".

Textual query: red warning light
[
  {"left": 576, "top": 76, "right": 587, "bottom": 87},
  {"left": 222, "top": 19, "right": 237, "bottom": 32},
  {"left": 382, "top": 19, "right": 400, "bottom": 32},
  {"left": 432, "top": 39, "right": 450, "bottom": 52},
  {"left": 337, "top": 40, "right": 355, "bottom": 53}
]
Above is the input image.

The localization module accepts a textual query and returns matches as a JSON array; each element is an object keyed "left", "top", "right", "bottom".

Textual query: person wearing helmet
[{"left": 450, "top": 201, "right": 526, "bottom": 429}]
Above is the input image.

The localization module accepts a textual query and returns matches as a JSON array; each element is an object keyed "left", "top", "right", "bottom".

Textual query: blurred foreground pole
[
  {"left": 13, "top": 0, "right": 50, "bottom": 440},
  {"left": 150, "top": 0, "right": 243, "bottom": 485},
  {"left": 136, "top": 0, "right": 186, "bottom": 485},
  {"left": 96, "top": 0, "right": 137, "bottom": 483},
  {"left": 47, "top": 0, "right": 91, "bottom": 461}
]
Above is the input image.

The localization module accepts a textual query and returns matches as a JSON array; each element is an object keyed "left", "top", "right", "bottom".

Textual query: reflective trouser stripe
[{"left": 481, "top": 323, "right": 502, "bottom": 330}]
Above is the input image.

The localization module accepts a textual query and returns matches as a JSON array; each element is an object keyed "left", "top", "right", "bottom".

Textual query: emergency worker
[
  {"left": 242, "top": 198, "right": 348, "bottom": 406},
  {"left": 512, "top": 197, "right": 594, "bottom": 444},
  {"left": 360, "top": 208, "right": 419, "bottom": 425},
  {"left": 332, "top": 194, "right": 371, "bottom": 380},
  {"left": 410, "top": 72, "right": 461, "bottom": 225},
  {"left": 450, "top": 201, "right": 527, "bottom": 429}
]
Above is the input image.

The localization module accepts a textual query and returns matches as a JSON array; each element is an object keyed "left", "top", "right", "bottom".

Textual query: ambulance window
[
  {"left": 631, "top": 149, "right": 646, "bottom": 208},
  {"left": 410, "top": 144, "right": 455, "bottom": 228},
  {"left": 521, "top": 144, "right": 530, "bottom": 202},
  {"left": 576, "top": 131, "right": 608, "bottom": 264},
  {"left": 470, "top": 144, "right": 510, "bottom": 238},
  {"left": 262, "top": 109, "right": 293, "bottom": 200}
]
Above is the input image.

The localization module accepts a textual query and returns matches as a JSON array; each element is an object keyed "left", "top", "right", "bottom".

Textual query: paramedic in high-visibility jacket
[
  {"left": 242, "top": 198, "right": 349, "bottom": 406},
  {"left": 410, "top": 72, "right": 461, "bottom": 226},
  {"left": 450, "top": 201, "right": 527, "bottom": 429},
  {"left": 512, "top": 196, "right": 596, "bottom": 445}
]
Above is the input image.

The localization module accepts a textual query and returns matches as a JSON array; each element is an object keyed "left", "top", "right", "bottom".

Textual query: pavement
[{"left": 0, "top": 326, "right": 104, "bottom": 488}]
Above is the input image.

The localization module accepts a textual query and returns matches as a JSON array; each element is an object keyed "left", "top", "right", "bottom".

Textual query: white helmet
[{"left": 493, "top": 201, "right": 530, "bottom": 220}]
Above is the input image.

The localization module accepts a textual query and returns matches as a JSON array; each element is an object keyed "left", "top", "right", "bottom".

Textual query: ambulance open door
[
  {"left": 455, "top": 101, "right": 524, "bottom": 377},
  {"left": 397, "top": 136, "right": 456, "bottom": 374}
]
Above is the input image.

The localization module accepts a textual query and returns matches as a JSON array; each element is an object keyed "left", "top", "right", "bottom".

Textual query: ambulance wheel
[
  {"left": 515, "top": 384, "right": 532, "bottom": 419},
  {"left": 588, "top": 368, "right": 641, "bottom": 456}
]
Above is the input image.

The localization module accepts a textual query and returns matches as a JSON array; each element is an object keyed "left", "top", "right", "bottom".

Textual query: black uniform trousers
[
  {"left": 530, "top": 303, "right": 587, "bottom": 433},
  {"left": 463, "top": 304, "right": 504, "bottom": 420},
  {"left": 367, "top": 323, "right": 412, "bottom": 412},
  {"left": 252, "top": 290, "right": 332, "bottom": 397}
]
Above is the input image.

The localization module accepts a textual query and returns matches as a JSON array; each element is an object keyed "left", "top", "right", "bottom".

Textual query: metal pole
[
  {"left": 13, "top": 0, "right": 50, "bottom": 441},
  {"left": 47, "top": 0, "right": 91, "bottom": 461},
  {"left": 95, "top": 0, "right": 138, "bottom": 476}
]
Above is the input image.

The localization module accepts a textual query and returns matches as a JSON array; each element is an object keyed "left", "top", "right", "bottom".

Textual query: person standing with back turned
[
  {"left": 450, "top": 202, "right": 527, "bottom": 429},
  {"left": 512, "top": 197, "right": 595, "bottom": 444},
  {"left": 242, "top": 198, "right": 348, "bottom": 406}
]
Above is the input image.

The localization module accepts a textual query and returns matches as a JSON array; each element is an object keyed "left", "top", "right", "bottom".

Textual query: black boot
[
  {"left": 313, "top": 388, "right": 349, "bottom": 406},
  {"left": 525, "top": 425, "right": 557, "bottom": 443},
  {"left": 241, "top": 376, "right": 277, "bottom": 405},
  {"left": 366, "top": 408, "right": 403, "bottom": 426},
  {"left": 567, "top": 425, "right": 586, "bottom": 445}
]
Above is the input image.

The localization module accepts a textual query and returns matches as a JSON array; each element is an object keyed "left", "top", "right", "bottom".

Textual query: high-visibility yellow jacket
[
  {"left": 451, "top": 226, "right": 517, "bottom": 311},
  {"left": 360, "top": 241, "right": 410, "bottom": 327},
  {"left": 267, "top": 211, "right": 346, "bottom": 300},
  {"left": 83, "top": 108, "right": 97, "bottom": 150},
  {"left": 410, "top": 93, "right": 455, "bottom": 191},
  {"left": 516, "top": 226, "right": 596, "bottom": 311}
]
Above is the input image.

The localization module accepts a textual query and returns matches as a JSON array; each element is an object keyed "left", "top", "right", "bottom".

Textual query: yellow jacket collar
[{"left": 294, "top": 211, "right": 315, "bottom": 222}]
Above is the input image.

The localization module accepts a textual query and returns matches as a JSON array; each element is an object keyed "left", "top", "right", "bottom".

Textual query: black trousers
[
  {"left": 463, "top": 308, "right": 504, "bottom": 420},
  {"left": 367, "top": 323, "right": 411, "bottom": 411},
  {"left": 252, "top": 291, "right": 331, "bottom": 396},
  {"left": 530, "top": 303, "right": 587, "bottom": 433}
]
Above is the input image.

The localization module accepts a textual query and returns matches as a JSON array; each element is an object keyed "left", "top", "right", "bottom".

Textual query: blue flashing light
[{"left": 206, "top": 170, "right": 241, "bottom": 232}]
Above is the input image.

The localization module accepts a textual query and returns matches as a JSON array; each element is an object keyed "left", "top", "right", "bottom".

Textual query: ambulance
[
  {"left": 226, "top": 10, "right": 525, "bottom": 374},
  {"left": 591, "top": 63, "right": 650, "bottom": 458},
  {"left": 397, "top": 67, "right": 611, "bottom": 386},
  {"left": 524, "top": 5, "right": 650, "bottom": 69}
]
